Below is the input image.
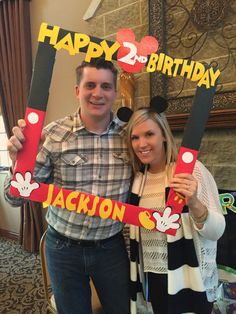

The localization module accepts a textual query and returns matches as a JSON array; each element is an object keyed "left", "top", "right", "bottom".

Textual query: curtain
[
  {"left": 0, "top": 0, "right": 44, "bottom": 252},
  {"left": 20, "top": 202, "right": 44, "bottom": 252}
]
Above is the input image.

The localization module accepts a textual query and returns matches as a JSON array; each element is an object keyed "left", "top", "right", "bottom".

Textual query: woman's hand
[
  {"left": 170, "top": 173, "right": 208, "bottom": 227},
  {"left": 170, "top": 173, "right": 198, "bottom": 207}
]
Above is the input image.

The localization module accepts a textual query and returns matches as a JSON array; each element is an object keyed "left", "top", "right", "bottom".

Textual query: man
[{"left": 5, "top": 58, "right": 132, "bottom": 314}]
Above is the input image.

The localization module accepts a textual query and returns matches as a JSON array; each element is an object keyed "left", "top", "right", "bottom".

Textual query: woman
[{"left": 126, "top": 99, "right": 225, "bottom": 314}]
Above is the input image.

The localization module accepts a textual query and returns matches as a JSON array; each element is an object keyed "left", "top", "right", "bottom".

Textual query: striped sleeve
[{"left": 4, "top": 171, "right": 25, "bottom": 207}]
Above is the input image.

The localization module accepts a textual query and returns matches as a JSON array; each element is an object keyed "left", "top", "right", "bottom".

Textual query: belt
[{"left": 48, "top": 226, "right": 122, "bottom": 247}]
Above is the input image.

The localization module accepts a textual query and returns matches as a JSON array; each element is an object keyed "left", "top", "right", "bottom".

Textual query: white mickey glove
[
  {"left": 11, "top": 172, "right": 39, "bottom": 197},
  {"left": 153, "top": 206, "right": 180, "bottom": 232}
]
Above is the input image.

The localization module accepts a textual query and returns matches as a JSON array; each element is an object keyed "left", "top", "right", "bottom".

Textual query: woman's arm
[{"left": 170, "top": 160, "right": 225, "bottom": 240}]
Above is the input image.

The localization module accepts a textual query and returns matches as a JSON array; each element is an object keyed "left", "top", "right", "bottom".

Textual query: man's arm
[{"left": 4, "top": 119, "right": 46, "bottom": 205}]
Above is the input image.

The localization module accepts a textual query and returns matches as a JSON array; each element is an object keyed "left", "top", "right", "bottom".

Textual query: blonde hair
[{"left": 126, "top": 108, "right": 178, "bottom": 175}]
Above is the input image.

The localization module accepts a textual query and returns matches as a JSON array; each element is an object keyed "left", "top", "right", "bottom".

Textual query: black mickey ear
[
  {"left": 150, "top": 95, "right": 168, "bottom": 114},
  {"left": 117, "top": 107, "right": 133, "bottom": 122}
]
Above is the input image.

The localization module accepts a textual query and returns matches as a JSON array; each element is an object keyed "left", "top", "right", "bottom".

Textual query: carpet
[
  {"left": 0, "top": 237, "right": 48, "bottom": 314},
  {"left": 0, "top": 236, "right": 153, "bottom": 314}
]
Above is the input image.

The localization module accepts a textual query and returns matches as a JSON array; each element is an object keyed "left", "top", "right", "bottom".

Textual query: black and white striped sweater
[{"left": 129, "top": 164, "right": 216, "bottom": 314}]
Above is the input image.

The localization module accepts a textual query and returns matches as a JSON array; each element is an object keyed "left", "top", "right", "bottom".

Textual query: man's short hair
[{"left": 76, "top": 58, "right": 118, "bottom": 87}]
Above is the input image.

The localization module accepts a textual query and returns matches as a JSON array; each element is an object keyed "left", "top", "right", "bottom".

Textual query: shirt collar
[
  {"left": 72, "top": 110, "right": 125, "bottom": 135},
  {"left": 72, "top": 110, "right": 86, "bottom": 133}
]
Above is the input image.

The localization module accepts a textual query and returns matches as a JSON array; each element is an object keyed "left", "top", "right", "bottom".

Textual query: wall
[{"left": 0, "top": 173, "right": 20, "bottom": 237}]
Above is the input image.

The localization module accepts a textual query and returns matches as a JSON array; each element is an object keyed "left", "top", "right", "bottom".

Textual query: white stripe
[
  {"left": 130, "top": 300, "right": 137, "bottom": 314},
  {"left": 130, "top": 225, "right": 136, "bottom": 239},
  {"left": 135, "top": 226, "right": 140, "bottom": 242},
  {"left": 130, "top": 261, "right": 137, "bottom": 281},
  {"left": 130, "top": 225, "right": 140, "bottom": 242},
  {"left": 132, "top": 173, "right": 143, "bottom": 195},
  {"left": 168, "top": 264, "right": 205, "bottom": 295}
]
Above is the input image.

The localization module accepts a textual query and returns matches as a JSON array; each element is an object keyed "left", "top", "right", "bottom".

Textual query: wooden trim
[
  {"left": 0, "top": 228, "right": 19, "bottom": 241},
  {"left": 167, "top": 109, "right": 236, "bottom": 131}
]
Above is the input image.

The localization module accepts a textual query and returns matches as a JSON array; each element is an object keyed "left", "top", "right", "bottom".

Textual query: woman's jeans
[{"left": 45, "top": 226, "right": 130, "bottom": 314}]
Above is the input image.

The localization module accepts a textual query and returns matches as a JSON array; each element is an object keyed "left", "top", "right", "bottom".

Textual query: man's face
[{"left": 75, "top": 67, "right": 117, "bottom": 122}]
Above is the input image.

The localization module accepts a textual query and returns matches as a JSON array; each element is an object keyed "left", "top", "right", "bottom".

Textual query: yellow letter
[
  {"left": 100, "top": 40, "right": 120, "bottom": 61},
  {"left": 43, "top": 184, "right": 54, "bottom": 208},
  {"left": 65, "top": 191, "right": 80, "bottom": 211},
  {"left": 38, "top": 22, "right": 60, "bottom": 45},
  {"left": 172, "top": 58, "right": 184, "bottom": 77},
  {"left": 191, "top": 62, "right": 205, "bottom": 82},
  {"left": 162, "top": 55, "right": 174, "bottom": 76},
  {"left": 156, "top": 53, "right": 165, "bottom": 71},
  {"left": 209, "top": 67, "right": 220, "bottom": 86},
  {"left": 146, "top": 53, "right": 158, "bottom": 72},
  {"left": 87, "top": 196, "right": 100, "bottom": 216},
  {"left": 52, "top": 189, "right": 65, "bottom": 208},
  {"left": 197, "top": 70, "right": 210, "bottom": 88},
  {"left": 74, "top": 33, "right": 90, "bottom": 52},
  {"left": 112, "top": 203, "right": 126, "bottom": 222},
  {"left": 85, "top": 41, "right": 103, "bottom": 62},
  {"left": 54, "top": 33, "right": 76, "bottom": 55},
  {"left": 99, "top": 199, "right": 112, "bottom": 219},
  {"left": 76, "top": 194, "right": 90, "bottom": 214},
  {"left": 180, "top": 59, "right": 195, "bottom": 79}
]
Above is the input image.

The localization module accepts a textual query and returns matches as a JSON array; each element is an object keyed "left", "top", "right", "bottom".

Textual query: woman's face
[{"left": 131, "top": 118, "right": 166, "bottom": 173}]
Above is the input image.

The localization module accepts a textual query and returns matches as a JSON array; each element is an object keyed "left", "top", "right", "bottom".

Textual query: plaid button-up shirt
[{"left": 6, "top": 111, "right": 132, "bottom": 240}]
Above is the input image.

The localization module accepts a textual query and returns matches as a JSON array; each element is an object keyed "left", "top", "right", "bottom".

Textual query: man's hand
[
  {"left": 7, "top": 119, "right": 45, "bottom": 166},
  {"left": 7, "top": 119, "right": 26, "bottom": 165}
]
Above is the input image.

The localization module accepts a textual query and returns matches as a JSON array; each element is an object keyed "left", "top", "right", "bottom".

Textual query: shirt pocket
[
  {"left": 61, "top": 153, "right": 88, "bottom": 166},
  {"left": 112, "top": 152, "right": 130, "bottom": 164}
]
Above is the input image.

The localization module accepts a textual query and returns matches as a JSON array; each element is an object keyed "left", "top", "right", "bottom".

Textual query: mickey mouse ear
[
  {"left": 117, "top": 106, "right": 133, "bottom": 122},
  {"left": 150, "top": 95, "right": 168, "bottom": 114},
  {"left": 116, "top": 96, "right": 167, "bottom": 123}
]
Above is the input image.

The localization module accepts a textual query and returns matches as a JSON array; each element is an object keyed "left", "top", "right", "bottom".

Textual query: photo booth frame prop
[{"left": 9, "top": 23, "right": 218, "bottom": 235}]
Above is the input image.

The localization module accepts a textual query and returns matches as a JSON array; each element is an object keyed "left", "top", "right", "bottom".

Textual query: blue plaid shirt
[{"left": 5, "top": 111, "right": 132, "bottom": 240}]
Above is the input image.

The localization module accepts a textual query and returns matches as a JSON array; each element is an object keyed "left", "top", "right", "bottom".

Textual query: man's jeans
[{"left": 45, "top": 226, "right": 130, "bottom": 314}]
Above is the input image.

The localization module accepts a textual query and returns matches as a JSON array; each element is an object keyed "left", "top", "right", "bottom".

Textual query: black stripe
[
  {"left": 130, "top": 278, "right": 143, "bottom": 300},
  {"left": 129, "top": 193, "right": 140, "bottom": 206},
  {"left": 169, "top": 288, "right": 211, "bottom": 314},
  {"left": 182, "top": 205, "right": 189, "bottom": 213},
  {"left": 168, "top": 237, "right": 199, "bottom": 269},
  {"left": 130, "top": 280, "right": 138, "bottom": 301},
  {"left": 165, "top": 187, "right": 170, "bottom": 201},
  {"left": 28, "top": 42, "right": 56, "bottom": 110},
  {"left": 181, "top": 83, "right": 216, "bottom": 150},
  {"left": 130, "top": 239, "right": 139, "bottom": 262}
]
